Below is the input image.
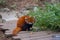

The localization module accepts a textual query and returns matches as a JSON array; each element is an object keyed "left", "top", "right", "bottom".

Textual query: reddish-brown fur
[{"left": 12, "top": 15, "right": 35, "bottom": 36}]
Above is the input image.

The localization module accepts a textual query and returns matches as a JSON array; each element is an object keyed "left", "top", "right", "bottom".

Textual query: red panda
[{"left": 12, "top": 15, "right": 35, "bottom": 36}]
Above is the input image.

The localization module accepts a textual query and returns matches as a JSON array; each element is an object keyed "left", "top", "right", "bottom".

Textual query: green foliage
[
  {"left": 29, "top": 3, "right": 60, "bottom": 31},
  {"left": 0, "top": 0, "right": 6, "bottom": 6}
]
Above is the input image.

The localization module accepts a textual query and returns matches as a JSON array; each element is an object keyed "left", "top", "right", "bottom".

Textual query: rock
[
  {"left": 0, "top": 19, "right": 3, "bottom": 23},
  {"left": 0, "top": 8, "right": 10, "bottom": 12},
  {"left": 0, "top": 14, "right": 6, "bottom": 23},
  {"left": 0, "top": 19, "right": 6, "bottom": 23},
  {"left": 0, "top": 15, "right": 2, "bottom": 18},
  {"left": 5, "top": 34, "right": 13, "bottom": 38},
  {"left": 0, "top": 15, "right": 3, "bottom": 23},
  {"left": 0, "top": 28, "right": 9, "bottom": 34},
  {"left": 52, "top": 34, "right": 60, "bottom": 40},
  {"left": 13, "top": 36, "right": 21, "bottom": 40},
  {"left": 0, "top": 31, "right": 7, "bottom": 40}
]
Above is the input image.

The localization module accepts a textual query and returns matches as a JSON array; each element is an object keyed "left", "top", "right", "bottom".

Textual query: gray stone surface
[{"left": 0, "top": 11, "right": 60, "bottom": 40}]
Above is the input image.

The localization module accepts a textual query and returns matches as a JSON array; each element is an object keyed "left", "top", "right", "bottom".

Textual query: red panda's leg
[{"left": 12, "top": 27, "right": 22, "bottom": 36}]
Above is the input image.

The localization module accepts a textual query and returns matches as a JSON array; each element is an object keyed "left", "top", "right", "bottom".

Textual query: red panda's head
[{"left": 25, "top": 16, "right": 35, "bottom": 24}]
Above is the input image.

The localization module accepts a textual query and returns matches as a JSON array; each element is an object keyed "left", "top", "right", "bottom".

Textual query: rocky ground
[
  {"left": 0, "top": 0, "right": 60, "bottom": 40},
  {"left": 0, "top": 12, "right": 60, "bottom": 40}
]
